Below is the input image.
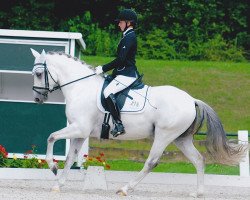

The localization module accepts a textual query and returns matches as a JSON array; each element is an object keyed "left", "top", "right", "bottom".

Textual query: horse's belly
[{"left": 117, "top": 115, "right": 154, "bottom": 140}]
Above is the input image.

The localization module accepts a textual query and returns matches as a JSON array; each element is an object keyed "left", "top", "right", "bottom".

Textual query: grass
[
  {"left": 90, "top": 136, "right": 209, "bottom": 152},
  {"left": 106, "top": 160, "right": 239, "bottom": 175}
]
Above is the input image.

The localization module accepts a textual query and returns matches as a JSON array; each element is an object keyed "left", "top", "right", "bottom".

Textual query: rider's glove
[{"left": 95, "top": 65, "right": 103, "bottom": 75}]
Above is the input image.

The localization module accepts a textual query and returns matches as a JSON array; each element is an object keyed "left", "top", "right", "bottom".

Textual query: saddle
[
  {"left": 99, "top": 74, "right": 149, "bottom": 113},
  {"left": 97, "top": 75, "right": 149, "bottom": 139}
]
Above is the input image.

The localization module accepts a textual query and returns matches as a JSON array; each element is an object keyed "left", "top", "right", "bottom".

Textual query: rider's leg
[
  {"left": 104, "top": 75, "right": 136, "bottom": 137},
  {"left": 106, "top": 93, "right": 124, "bottom": 136}
]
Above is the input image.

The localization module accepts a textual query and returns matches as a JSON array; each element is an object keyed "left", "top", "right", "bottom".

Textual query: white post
[{"left": 238, "top": 130, "right": 249, "bottom": 177}]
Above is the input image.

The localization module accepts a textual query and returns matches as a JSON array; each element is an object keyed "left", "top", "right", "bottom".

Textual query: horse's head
[{"left": 31, "top": 48, "right": 58, "bottom": 104}]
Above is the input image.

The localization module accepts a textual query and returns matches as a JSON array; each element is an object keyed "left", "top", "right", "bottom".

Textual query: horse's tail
[{"left": 194, "top": 99, "right": 247, "bottom": 165}]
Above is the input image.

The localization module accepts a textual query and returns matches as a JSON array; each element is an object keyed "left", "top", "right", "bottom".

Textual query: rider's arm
[{"left": 102, "top": 35, "right": 135, "bottom": 72}]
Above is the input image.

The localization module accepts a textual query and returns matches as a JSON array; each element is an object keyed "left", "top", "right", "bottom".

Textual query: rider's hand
[{"left": 95, "top": 65, "right": 103, "bottom": 75}]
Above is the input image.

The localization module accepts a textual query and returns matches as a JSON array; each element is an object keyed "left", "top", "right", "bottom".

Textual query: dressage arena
[
  {"left": 0, "top": 169, "right": 250, "bottom": 200},
  {"left": 0, "top": 30, "right": 249, "bottom": 200}
]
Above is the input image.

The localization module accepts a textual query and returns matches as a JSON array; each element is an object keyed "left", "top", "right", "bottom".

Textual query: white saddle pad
[{"left": 97, "top": 85, "right": 150, "bottom": 114}]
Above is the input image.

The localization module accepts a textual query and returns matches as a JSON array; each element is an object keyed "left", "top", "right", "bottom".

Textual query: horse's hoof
[
  {"left": 189, "top": 192, "right": 197, "bottom": 198},
  {"left": 51, "top": 164, "right": 58, "bottom": 176},
  {"left": 189, "top": 192, "right": 204, "bottom": 198},
  {"left": 116, "top": 189, "right": 127, "bottom": 196},
  {"left": 51, "top": 185, "right": 60, "bottom": 192}
]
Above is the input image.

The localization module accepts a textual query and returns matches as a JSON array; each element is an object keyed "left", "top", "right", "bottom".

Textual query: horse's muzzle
[
  {"left": 34, "top": 97, "right": 44, "bottom": 104},
  {"left": 35, "top": 97, "right": 41, "bottom": 103}
]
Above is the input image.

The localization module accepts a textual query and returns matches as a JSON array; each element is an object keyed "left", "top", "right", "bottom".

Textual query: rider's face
[
  {"left": 118, "top": 20, "right": 130, "bottom": 32},
  {"left": 118, "top": 21, "right": 126, "bottom": 32}
]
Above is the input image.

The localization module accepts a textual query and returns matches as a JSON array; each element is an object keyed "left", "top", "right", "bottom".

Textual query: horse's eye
[{"left": 36, "top": 72, "right": 42, "bottom": 77}]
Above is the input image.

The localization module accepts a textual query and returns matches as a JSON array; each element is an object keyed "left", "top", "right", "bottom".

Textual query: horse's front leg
[
  {"left": 51, "top": 138, "right": 85, "bottom": 192},
  {"left": 46, "top": 123, "right": 83, "bottom": 176}
]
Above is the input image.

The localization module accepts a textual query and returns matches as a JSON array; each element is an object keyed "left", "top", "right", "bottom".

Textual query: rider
[{"left": 95, "top": 9, "right": 139, "bottom": 137}]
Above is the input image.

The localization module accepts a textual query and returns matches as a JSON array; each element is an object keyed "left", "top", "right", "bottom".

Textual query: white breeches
[{"left": 104, "top": 75, "right": 136, "bottom": 98}]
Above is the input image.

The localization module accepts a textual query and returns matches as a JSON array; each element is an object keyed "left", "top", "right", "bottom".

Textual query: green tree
[
  {"left": 0, "top": 0, "right": 248, "bottom": 60},
  {"left": 6, "top": 0, "right": 55, "bottom": 30},
  {"left": 62, "top": 11, "right": 120, "bottom": 56}
]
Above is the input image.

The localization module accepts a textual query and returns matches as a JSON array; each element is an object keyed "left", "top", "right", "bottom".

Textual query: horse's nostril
[{"left": 35, "top": 98, "right": 40, "bottom": 102}]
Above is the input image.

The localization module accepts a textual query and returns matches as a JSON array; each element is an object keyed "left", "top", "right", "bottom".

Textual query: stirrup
[{"left": 111, "top": 122, "right": 125, "bottom": 137}]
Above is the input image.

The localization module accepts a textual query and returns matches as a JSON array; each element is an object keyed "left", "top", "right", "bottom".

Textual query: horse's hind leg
[
  {"left": 51, "top": 138, "right": 85, "bottom": 192},
  {"left": 117, "top": 128, "right": 178, "bottom": 196},
  {"left": 174, "top": 134, "right": 205, "bottom": 198}
]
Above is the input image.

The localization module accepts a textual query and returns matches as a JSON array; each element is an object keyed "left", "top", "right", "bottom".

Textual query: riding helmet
[{"left": 115, "top": 9, "right": 137, "bottom": 25}]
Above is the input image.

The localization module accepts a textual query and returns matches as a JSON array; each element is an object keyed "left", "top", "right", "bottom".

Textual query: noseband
[
  {"left": 32, "top": 62, "right": 96, "bottom": 97},
  {"left": 32, "top": 62, "right": 57, "bottom": 97}
]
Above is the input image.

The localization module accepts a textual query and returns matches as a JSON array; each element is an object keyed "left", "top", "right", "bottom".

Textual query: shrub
[
  {"left": 138, "top": 29, "right": 177, "bottom": 60},
  {"left": 22, "top": 145, "right": 48, "bottom": 168},
  {"left": 8, "top": 154, "right": 22, "bottom": 168},
  {"left": 187, "top": 34, "right": 246, "bottom": 62}
]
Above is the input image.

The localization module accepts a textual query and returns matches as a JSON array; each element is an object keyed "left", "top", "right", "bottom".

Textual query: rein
[{"left": 32, "top": 62, "right": 96, "bottom": 97}]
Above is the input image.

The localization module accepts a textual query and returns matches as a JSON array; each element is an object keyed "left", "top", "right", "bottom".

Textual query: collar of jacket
[{"left": 123, "top": 27, "right": 133, "bottom": 36}]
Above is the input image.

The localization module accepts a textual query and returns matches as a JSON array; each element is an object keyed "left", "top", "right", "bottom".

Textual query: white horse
[{"left": 31, "top": 49, "right": 246, "bottom": 197}]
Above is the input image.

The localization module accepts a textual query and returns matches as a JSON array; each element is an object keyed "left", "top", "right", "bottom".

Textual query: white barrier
[
  {"left": 238, "top": 130, "right": 249, "bottom": 177},
  {"left": 83, "top": 166, "right": 108, "bottom": 190}
]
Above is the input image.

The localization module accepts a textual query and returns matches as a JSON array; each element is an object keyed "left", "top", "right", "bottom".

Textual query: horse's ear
[
  {"left": 30, "top": 48, "right": 40, "bottom": 58},
  {"left": 41, "top": 49, "right": 46, "bottom": 55},
  {"left": 40, "top": 49, "right": 46, "bottom": 60}
]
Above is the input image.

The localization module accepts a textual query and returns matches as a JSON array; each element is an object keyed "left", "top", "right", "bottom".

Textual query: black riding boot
[{"left": 106, "top": 94, "right": 125, "bottom": 137}]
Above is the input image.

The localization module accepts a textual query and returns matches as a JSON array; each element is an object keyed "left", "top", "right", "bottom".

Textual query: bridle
[{"left": 32, "top": 62, "right": 96, "bottom": 97}]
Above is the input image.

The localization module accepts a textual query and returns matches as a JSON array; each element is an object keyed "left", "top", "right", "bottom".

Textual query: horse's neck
[
  {"left": 48, "top": 55, "right": 103, "bottom": 104},
  {"left": 50, "top": 55, "right": 93, "bottom": 83},
  {"left": 62, "top": 76, "right": 103, "bottom": 103}
]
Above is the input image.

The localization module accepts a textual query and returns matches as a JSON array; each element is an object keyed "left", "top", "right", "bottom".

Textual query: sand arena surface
[
  {"left": 1, "top": 170, "right": 250, "bottom": 200},
  {"left": 0, "top": 179, "right": 250, "bottom": 200}
]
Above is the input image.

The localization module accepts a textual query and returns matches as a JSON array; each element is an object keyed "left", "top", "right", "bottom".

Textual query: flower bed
[
  {"left": 83, "top": 153, "right": 110, "bottom": 170},
  {"left": 0, "top": 144, "right": 110, "bottom": 170}
]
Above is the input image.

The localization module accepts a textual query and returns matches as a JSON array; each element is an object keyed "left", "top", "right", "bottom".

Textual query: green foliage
[
  {"left": 122, "top": 0, "right": 249, "bottom": 61},
  {"left": 20, "top": 145, "right": 48, "bottom": 168},
  {"left": 63, "top": 12, "right": 120, "bottom": 56},
  {"left": 187, "top": 34, "right": 246, "bottom": 61},
  {"left": 7, "top": 0, "right": 55, "bottom": 30},
  {"left": 138, "top": 29, "right": 177, "bottom": 60},
  {"left": 0, "top": 0, "right": 249, "bottom": 61},
  {"left": 0, "top": 11, "right": 7, "bottom": 28},
  {"left": 203, "top": 35, "right": 246, "bottom": 62},
  {"left": 0, "top": 145, "right": 49, "bottom": 169},
  {"left": 0, "top": 143, "right": 109, "bottom": 170},
  {"left": 7, "top": 158, "right": 23, "bottom": 168},
  {"left": 22, "top": 157, "right": 41, "bottom": 168}
]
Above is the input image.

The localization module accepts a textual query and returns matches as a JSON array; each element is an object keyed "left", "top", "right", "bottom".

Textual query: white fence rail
[{"left": 238, "top": 130, "right": 249, "bottom": 177}]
